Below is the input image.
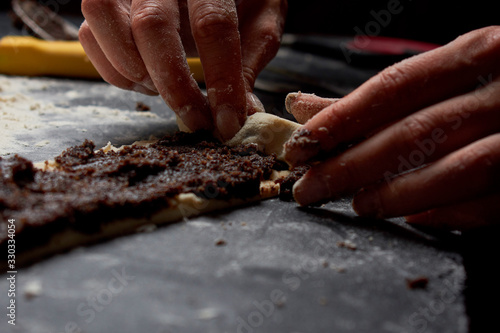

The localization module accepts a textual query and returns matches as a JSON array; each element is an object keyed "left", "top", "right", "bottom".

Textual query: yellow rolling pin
[{"left": 0, "top": 36, "right": 204, "bottom": 83}]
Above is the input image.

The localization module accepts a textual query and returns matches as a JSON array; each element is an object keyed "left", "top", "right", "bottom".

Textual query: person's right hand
[{"left": 79, "top": 0, "right": 287, "bottom": 141}]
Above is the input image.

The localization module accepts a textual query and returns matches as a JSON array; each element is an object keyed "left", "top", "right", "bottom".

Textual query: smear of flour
[
  {"left": 34, "top": 140, "right": 51, "bottom": 147},
  {"left": 0, "top": 75, "right": 162, "bottom": 157}
]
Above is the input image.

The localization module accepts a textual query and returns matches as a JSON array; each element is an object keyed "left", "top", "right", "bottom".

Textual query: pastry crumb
[
  {"left": 406, "top": 276, "right": 429, "bottom": 289},
  {"left": 136, "top": 224, "right": 157, "bottom": 233},
  {"left": 337, "top": 239, "right": 357, "bottom": 251},
  {"left": 135, "top": 101, "right": 151, "bottom": 112},
  {"left": 24, "top": 280, "right": 42, "bottom": 299},
  {"left": 215, "top": 239, "right": 227, "bottom": 246}
]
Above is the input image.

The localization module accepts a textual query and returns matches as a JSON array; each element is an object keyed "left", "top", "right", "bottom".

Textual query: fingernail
[
  {"left": 175, "top": 114, "right": 192, "bottom": 133},
  {"left": 246, "top": 92, "right": 265, "bottom": 115},
  {"left": 283, "top": 128, "right": 321, "bottom": 166},
  {"left": 292, "top": 172, "right": 332, "bottom": 206},
  {"left": 216, "top": 105, "right": 243, "bottom": 141},
  {"left": 132, "top": 83, "right": 157, "bottom": 96},
  {"left": 142, "top": 77, "right": 158, "bottom": 93},
  {"left": 285, "top": 92, "right": 300, "bottom": 114},
  {"left": 352, "top": 188, "right": 382, "bottom": 218}
]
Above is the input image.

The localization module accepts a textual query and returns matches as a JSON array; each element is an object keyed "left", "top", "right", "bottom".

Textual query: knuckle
[
  {"left": 478, "top": 26, "right": 500, "bottom": 47},
  {"left": 451, "top": 135, "right": 500, "bottom": 183},
  {"left": 472, "top": 135, "right": 500, "bottom": 175},
  {"left": 78, "top": 22, "right": 91, "bottom": 43},
  {"left": 81, "top": 0, "right": 113, "bottom": 17},
  {"left": 456, "top": 148, "right": 488, "bottom": 173},
  {"left": 479, "top": 26, "right": 500, "bottom": 60},
  {"left": 259, "top": 21, "right": 282, "bottom": 44},
  {"left": 192, "top": 4, "right": 237, "bottom": 39},
  {"left": 256, "top": 23, "right": 282, "bottom": 56},
  {"left": 458, "top": 26, "right": 500, "bottom": 48},
  {"left": 373, "top": 64, "right": 417, "bottom": 105},
  {"left": 377, "top": 64, "right": 409, "bottom": 92},
  {"left": 453, "top": 26, "right": 500, "bottom": 66},
  {"left": 131, "top": 5, "right": 170, "bottom": 33},
  {"left": 397, "top": 115, "right": 434, "bottom": 152},
  {"left": 241, "top": 66, "right": 256, "bottom": 88}
]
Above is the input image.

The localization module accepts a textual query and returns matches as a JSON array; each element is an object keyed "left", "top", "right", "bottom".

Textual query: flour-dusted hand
[
  {"left": 79, "top": 0, "right": 287, "bottom": 140},
  {"left": 284, "top": 26, "right": 500, "bottom": 230}
]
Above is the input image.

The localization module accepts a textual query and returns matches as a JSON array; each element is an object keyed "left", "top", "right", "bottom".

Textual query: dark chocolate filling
[{"left": 0, "top": 132, "right": 287, "bottom": 252}]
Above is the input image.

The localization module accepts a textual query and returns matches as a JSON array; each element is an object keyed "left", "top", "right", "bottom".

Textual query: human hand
[
  {"left": 79, "top": 0, "right": 287, "bottom": 140},
  {"left": 284, "top": 26, "right": 500, "bottom": 230}
]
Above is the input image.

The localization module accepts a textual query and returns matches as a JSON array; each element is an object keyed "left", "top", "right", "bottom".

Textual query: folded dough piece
[{"left": 225, "top": 113, "right": 300, "bottom": 161}]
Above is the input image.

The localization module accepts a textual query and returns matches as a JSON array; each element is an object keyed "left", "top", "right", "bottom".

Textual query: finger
[
  {"left": 351, "top": 133, "right": 500, "bottom": 218},
  {"left": 405, "top": 193, "right": 500, "bottom": 231},
  {"left": 79, "top": 21, "right": 157, "bottom": 95},
  {"left": 237, "top": 0, "right": 286, "bottom": 89},
  {"left": 284, "top": 26, "right": 500, "bottom": 166},
  {"left": 178, "top": 0, "right": 198, "bottom": 57},
  {"left": 285, "top": 92, "right": 389, "bottom": 134},
  {"left": 188, "top": 0, "right": 247, "bottom": 141},
  {"left": 237, "top": 0, "right": 287, "bottom": 114},
  {"left": 245, "top": 92, "right": 265, "bottom": 115},
  {"left": 130, "top": 0, "right": 213, "bottom": 132},
  {"left": 81, "top": 0, "right": 156, "bottom": 92},
  {"left": 291, "top": 78, "right": 500, "bottom": 205},
  {"left": 285, "top": 92, "right": 339, "bottom": 124}
]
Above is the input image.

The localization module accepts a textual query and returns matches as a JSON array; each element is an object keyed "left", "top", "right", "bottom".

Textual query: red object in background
[
  {"left": 347, "top": 35, "right": 440, "bottom": 56},
  {"left": 285, "top": 34, "right": 441, "bottom": 68}
]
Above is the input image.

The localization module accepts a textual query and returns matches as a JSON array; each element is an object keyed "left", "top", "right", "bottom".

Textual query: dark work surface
[
  {"left": 1, "top": 11, "right": 498, "bottom": 333},
  {"left": 1, "top": 196, "right": 468, "bottom": 333}
]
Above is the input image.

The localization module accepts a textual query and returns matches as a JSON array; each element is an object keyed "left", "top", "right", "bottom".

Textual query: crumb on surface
[
  {"left": 215, "top": 239, "right": 227, "bottom": 246},
  {"left": 406, "top": 276, "right": 429, "bottom": 289},
  {"left": 24, "top": 280, "right": 42, "bottom": 299},
  {"left": 135, "top": 101, "right": 151, "bottom": 112},
  {"left": 337, "top": 239, "right": 357, "bottom": 251}
]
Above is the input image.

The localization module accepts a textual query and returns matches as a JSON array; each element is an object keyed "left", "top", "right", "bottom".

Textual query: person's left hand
[{"left": 283, "top": 26, "right": 500, "bottom": 231}]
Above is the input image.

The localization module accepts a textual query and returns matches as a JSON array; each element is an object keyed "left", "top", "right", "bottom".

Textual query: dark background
[
  {"left": 285, "top": 0, "right": 499, "bottom": 45},
  {"left": 2, "top": 0, "right": 499, "bottom": 44}
]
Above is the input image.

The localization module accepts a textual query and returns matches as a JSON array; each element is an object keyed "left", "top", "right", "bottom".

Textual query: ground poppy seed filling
[{"left": 0, "top": 131, "right": 299, "bottom": 263}]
